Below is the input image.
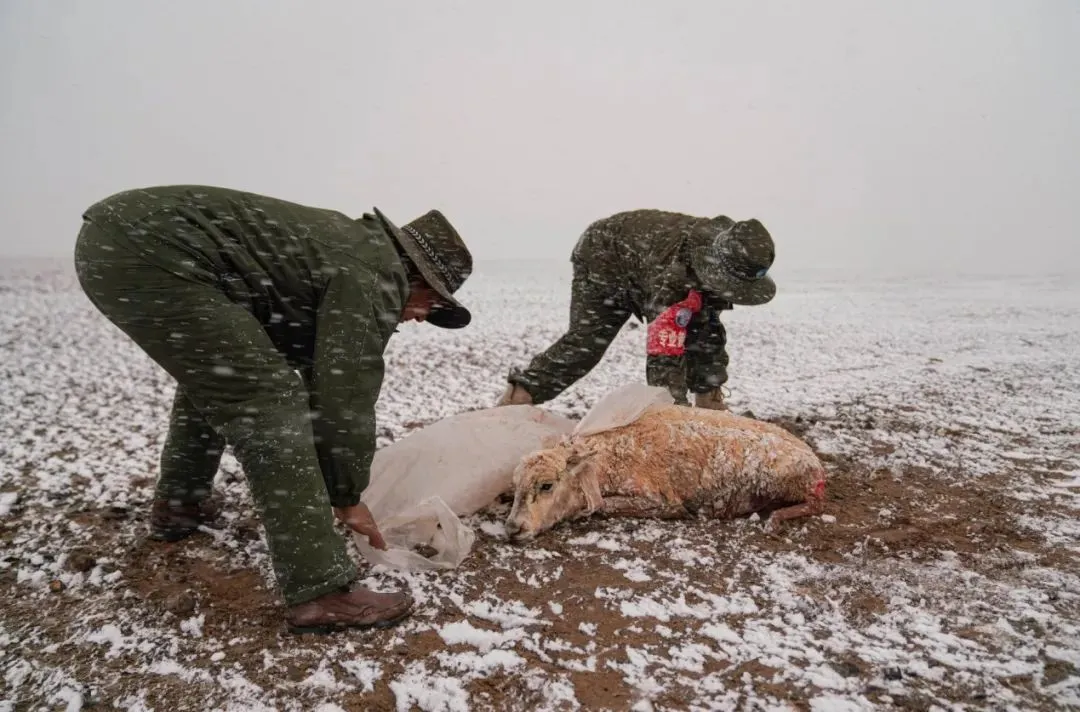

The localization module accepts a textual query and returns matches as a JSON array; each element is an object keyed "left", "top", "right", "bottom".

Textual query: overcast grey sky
[{"left": 2, "top": 0, "right": 1078, "bottom": 275}]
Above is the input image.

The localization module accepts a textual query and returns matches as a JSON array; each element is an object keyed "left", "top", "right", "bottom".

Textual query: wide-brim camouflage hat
[
  {"left": 373, "top": 207, "right": 473, "bottom": 329},
  {"left": 688, "top": 217, "right": 777, "bottom": 306}
]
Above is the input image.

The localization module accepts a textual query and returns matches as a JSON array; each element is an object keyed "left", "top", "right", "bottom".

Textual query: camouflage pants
[
  {"left": 73, "top": 217, "right": 356, "bottom": 607},
  {"left": 647, "top": 300, "right": 730, "bottom": 404},
  {"left": 510, "top": 262, "right": 729, "bottom": 405}
]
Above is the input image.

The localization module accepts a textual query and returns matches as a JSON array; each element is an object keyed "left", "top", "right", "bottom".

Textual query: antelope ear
[
  {"left": 566, "top": 444, "right": 598, "bottom": 468},
  {"left": 579, "top": 467, "right": 604, "bottom": 515}
]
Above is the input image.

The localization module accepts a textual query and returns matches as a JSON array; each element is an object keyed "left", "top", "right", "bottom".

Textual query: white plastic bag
[
  {"left": 354, "top": 405, "right": 576, "bottom": 570},
  {"left": 572, "top": 383, "right": 674, "bottom": 438},
  {"left": 354, "top": 497, "right": 475, "bottom": 571}
]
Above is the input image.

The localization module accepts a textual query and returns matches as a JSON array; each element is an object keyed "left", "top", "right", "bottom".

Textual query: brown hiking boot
[
  {"left": 286, "top": 584, "right": 414, "bottom": 635},
  {"left": 694, "top": 389, "right": 729, "bottom": 411},
  {"left": 149, "top": 495, "right": 223, "bottom": 542},
  {"left": 496, "top": 382, "right": 533, "bottom": 407}
]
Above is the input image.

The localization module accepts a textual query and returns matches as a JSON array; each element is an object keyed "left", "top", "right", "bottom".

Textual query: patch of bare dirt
[{"left": 2, "top": 417, "right": 1077, "bottom": 711}]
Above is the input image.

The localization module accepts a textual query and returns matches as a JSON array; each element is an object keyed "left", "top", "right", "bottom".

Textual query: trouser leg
[
  {"left": 685, "top": 303, "right": 730, "bottom": 394},
  {"left": 509, "top": 263, "right": 632, "bottom": 404},
  {"left": 74, "top": 219, "right": 355, "bottom": 606},
  {"left": 154, "top": 386, "right": 226, "bottom": 504},
  {"left": 646, "top": 356, "right": 690, "bottom": 405}
]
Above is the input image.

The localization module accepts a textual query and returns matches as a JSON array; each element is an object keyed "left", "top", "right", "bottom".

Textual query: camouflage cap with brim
[
  {"left": 688, "top": 217, "right": 777, "bottom": 306},
  {"left": 373, "top": 207, "right": 473, "bottom": 329}
]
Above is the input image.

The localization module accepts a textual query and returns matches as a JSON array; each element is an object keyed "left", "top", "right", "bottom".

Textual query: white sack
[
  {"left": 572, "top": 383, "right": 674, "bottom": 438},
  {"left": 354, "top": 404, "right": 575, "bottom": 571}
]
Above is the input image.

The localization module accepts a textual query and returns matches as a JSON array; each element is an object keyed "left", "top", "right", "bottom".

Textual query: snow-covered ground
[{"left": 1, "top": 259, "right": 1078, "bottom": 711}]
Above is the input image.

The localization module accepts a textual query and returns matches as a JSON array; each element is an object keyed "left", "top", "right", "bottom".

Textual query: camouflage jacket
[
  {"left": 82, "top": 185, "right": 408, "bottom": 506},
  {"left": 570, "top": 209, "right": 735, "bottom": 322},
  {"left": 569, "top": 209, "right": 735, "bottom": 396}
]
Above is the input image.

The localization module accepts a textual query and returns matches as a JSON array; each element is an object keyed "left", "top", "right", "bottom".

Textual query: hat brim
[
  {"left": 688, "top": 218, "right": 777, "bottom": 306},
  {"left": 373, "top": 208, "right": 472, "bottom": 329},
  {"left": 704, "top": 274, "right": 776, "bottom": 306}
]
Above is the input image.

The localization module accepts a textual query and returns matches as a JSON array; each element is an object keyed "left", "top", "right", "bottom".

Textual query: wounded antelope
[{"left": 504, "top": 403, "right": 827, "bottom": 542}]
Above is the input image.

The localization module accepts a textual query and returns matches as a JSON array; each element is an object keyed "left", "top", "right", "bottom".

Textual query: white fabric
[
  {"left": 571, "top": 383, "right": 674, "bottom": 438},
  {"left": 354, "top": 405, "right": 575, "bottom": 570}
]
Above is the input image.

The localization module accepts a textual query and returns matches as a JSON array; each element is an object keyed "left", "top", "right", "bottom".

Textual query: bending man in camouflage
[
  {"left": 74, "top": 185, "right": 474, "bottom": 634},
  {"left": 497, "top": 210, "right": 776, "bottom": 409}
]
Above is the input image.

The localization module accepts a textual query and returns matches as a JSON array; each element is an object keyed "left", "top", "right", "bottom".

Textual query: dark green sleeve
[{"left": 308, "top": 262, "right": 406, "bottom": 508}]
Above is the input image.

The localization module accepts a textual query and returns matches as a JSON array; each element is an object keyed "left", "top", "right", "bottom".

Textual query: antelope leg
[
  {"left": 764, "top": 497, "right": 825, "bottom": 528},
  {"left": 601, "top": 496, "right": 685, "bottom": 519}
]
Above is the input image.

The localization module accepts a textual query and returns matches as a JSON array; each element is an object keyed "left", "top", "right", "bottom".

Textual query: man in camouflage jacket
[
  {"left": 74, "top": 185, "right": 474, "bottom": 634},
  {"left": 497, "top": 209, "right": 776, "bottom": 409}
]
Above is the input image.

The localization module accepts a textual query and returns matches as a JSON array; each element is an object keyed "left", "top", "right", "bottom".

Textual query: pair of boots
[
  {"left": 148, "top": 498, "right": 413, "bottom": 634},
  {"left": 495, "top": 383, "right": 729, "bottom": 410}
]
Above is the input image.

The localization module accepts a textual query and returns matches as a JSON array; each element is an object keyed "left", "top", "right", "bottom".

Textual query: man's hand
[{"left": 333, "top": 503, "right": 387, "bottom": 550}]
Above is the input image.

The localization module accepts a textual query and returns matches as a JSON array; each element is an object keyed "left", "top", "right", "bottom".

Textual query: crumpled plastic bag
[
  {"left": 353, "top": 496, "right": 476, "bottom": 571},
  {"left": 354, "top": 404, "right": 576, "bottom": 571}
]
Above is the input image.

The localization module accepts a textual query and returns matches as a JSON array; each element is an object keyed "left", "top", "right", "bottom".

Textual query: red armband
[{"left": 646, "top": 290, "right": 703, "bottom": 356}]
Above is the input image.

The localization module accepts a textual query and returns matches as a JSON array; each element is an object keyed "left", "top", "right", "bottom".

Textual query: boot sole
[
  {"left": 148, "top": 528, "right": 196, "bottom": 543},
  {"left": 148, "top": 522, "right": 222, "bottom": 543},
  {"left": 286, "top": 607, "right": 413, "bottom": 636}
]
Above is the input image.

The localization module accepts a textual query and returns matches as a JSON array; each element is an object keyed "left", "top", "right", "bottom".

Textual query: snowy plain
[{"left": 1, "top": 258, "right": 1078, "bottom": 711}]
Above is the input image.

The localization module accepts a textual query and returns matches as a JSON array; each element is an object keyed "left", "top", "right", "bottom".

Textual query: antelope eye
[{"left": 538, "top": 482, "right": 554, "bottom": 493}]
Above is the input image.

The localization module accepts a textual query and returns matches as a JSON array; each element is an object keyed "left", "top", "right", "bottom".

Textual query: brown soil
[{"left": 3, "top": 426, "right": 1077, "bottom": 711}]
